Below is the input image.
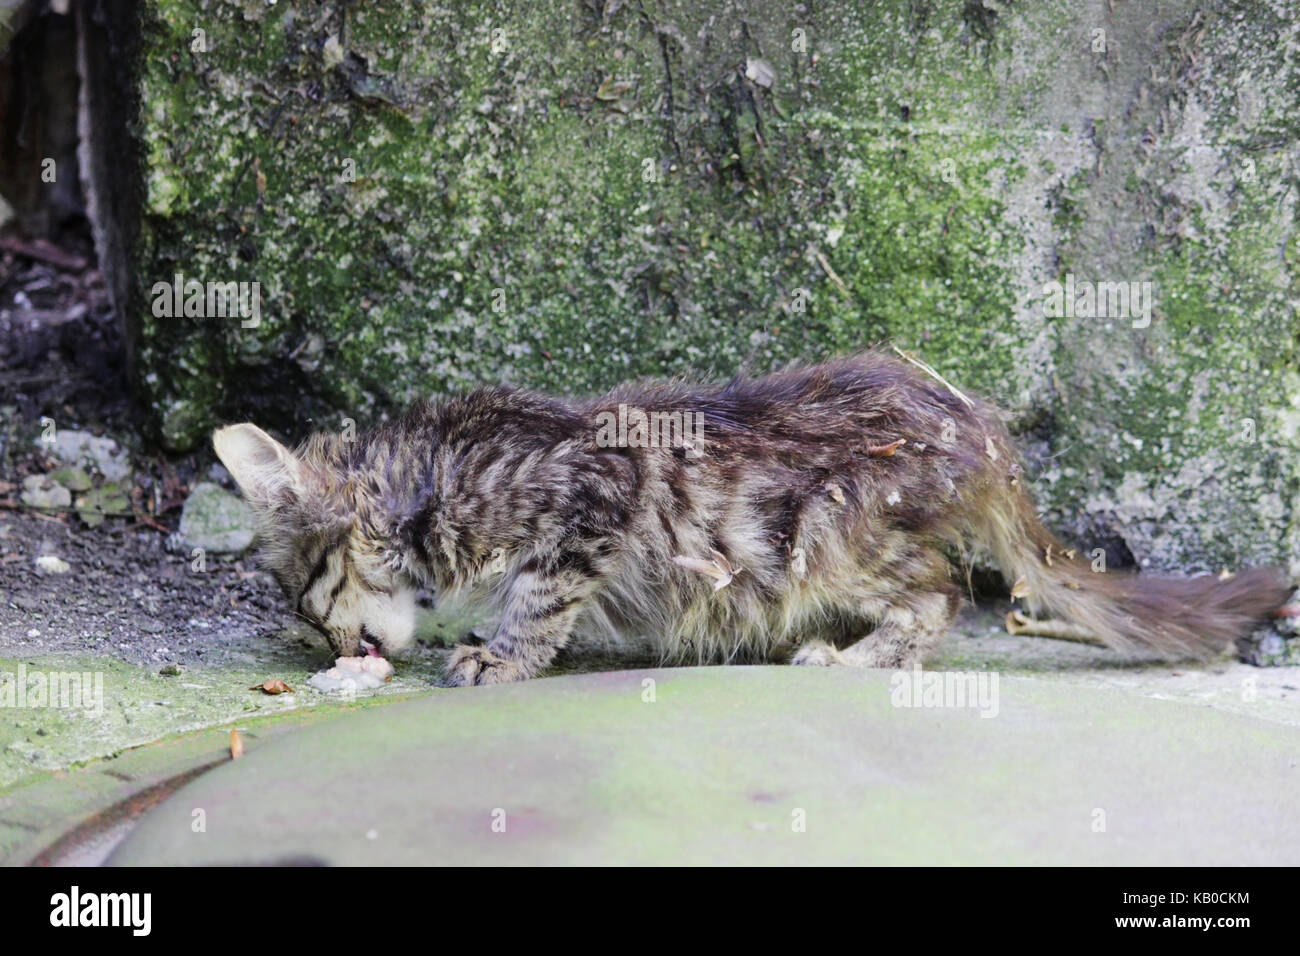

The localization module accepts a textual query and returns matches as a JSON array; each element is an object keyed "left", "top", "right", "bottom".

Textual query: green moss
[
  {"left": 124, "top": 0, "right": 1299, "bottom": 571},
  {"left": 128, "top": 0, "right": 1038, "bottom": 446},
  {"left": 0, "top": 644, "right": 441, "bottom": 790}
]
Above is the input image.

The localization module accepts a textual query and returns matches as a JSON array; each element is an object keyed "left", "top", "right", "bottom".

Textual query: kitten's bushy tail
[{"left": 970, "top": 476, "right": 1291, "bottom": 658}]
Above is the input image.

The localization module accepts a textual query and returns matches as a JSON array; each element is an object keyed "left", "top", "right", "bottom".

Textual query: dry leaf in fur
[
  {"left": 865, "top": 438, "right": 906, "bottom": 457},
  {"left": 672, "top": 549, "right": 742, "bottom": 591},
  {"left": 790, "top": 547, "right": 807, "bottom": 578}
]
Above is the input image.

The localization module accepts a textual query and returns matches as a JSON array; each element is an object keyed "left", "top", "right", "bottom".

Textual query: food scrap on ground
[{"left": 306, "top": 655, "right": 395, "bottom": 693}]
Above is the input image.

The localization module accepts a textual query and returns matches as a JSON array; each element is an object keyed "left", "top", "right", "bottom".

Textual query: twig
[
  {"left": 815, "top": 251, "right": 849, "bottom": 297},
  {"left": 1004, "top": 610, "right": 1104, "bottom": 645},
  {"left": 0, "top": 236, "right": 88, "bottom": 271},
  {"left": 0, "top": 499, "right": 66, "bottom": 523},
  {"left": 0, "top": 498, "right": 170, "bottom": 532},
  {"left": 891, "top": 346, "right": 975, "bottom": 408},
  {"left": 133, "top": 511, "right": 171, "bottom": 534}
]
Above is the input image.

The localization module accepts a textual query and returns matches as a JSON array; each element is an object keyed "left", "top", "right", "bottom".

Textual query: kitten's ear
[{"left": 212, "top": 423, "right": 302, "bottom": 509}]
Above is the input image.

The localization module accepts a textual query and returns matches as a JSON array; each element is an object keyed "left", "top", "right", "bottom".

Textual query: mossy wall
[{"left": 123, "top": 0, "right": 1299, "bottom": 572}]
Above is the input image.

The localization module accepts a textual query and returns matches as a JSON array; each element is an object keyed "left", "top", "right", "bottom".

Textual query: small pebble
[{"left": 35, "top": 555, "right": 71, "bottom": 575}]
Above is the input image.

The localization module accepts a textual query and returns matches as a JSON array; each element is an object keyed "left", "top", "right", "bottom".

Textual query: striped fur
[{"left": 213, "top": 349, "right": 1289, "bottom": 684}]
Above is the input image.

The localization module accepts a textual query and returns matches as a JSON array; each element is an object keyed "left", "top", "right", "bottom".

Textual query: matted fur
[{"left": 212, "top": 349, "right": 1290, "bottom": 685}]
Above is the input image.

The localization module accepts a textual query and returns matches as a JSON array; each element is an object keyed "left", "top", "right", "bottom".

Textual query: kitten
[{"left": 212, "top": 349, "right": 1289, "bottom": 685}]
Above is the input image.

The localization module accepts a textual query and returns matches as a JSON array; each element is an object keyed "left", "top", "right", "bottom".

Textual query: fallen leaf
[
  {"left": 251, "top": 679, "right": 293, "bottom": 695},
  {"left": 596, "top": 77, "right": 635, "bottom": 101},
  {"left": 824, "top": 482, "right": 845, "bottom": 504},
  {"left": 1010, "top": 576, "right": 1030, "bottom": 601},
  {"left": 229, "top": 728, "right": 244, "bottom": 760},
  {"left": 322, "top": 34, "right": 344, "bottom": 69},
  {"left": 744, "top": 57, "right": 775, "bottom": 89}
]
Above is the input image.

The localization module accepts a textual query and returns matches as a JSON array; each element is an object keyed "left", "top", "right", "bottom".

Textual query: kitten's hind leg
[
  {"left": 789, "top": 640, "right": 844, "bottom": 667},
  {"left": 790, "top": 589, "right": 960, "bottom": 670}
]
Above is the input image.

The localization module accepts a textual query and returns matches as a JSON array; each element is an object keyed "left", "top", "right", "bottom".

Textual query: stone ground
[{"left": 102, "top": 667, "right": 1300, "bottom": 866}]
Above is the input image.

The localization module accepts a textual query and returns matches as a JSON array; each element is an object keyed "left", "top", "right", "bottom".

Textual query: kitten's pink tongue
[{"left": 364, "top": 644, "right": 381, "bottom": 657}]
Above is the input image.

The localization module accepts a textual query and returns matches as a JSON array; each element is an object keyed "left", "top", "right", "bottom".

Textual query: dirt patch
[
  {"left": 0, "top": 508, "right": 284, "bottom": 668},
  {"left": 0, "top": 232, "right": 126, "bottom": 434},
  {"left": 0, "top": 231, "right": 288, "bottom": 669}
]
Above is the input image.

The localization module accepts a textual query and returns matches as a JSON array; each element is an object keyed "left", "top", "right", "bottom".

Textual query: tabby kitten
[{"left": 213, "top": 349, "right": 1288, "bottom": 686}]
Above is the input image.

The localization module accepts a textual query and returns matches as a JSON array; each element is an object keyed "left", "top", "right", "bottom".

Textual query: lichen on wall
[
  {"left": 131, "top": 1, "right": 1034, "bottom": 440},
  {"left": 1035, "top": 0, "right": 1300, "bottom": 571},
  {"left": 125, "top": 0, "right": 1297, "bottom": 571}
]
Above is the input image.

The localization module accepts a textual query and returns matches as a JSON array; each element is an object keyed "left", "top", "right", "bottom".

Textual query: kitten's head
[{"left": 212, "top": 423, "right": 416, "bottom": 658}]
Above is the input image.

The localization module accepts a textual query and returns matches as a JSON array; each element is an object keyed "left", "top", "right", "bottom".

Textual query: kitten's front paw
[
  {"left": 444, "top": 644, "right": 528, "bottom": 686},
  {"left": 789, "top": 640, "right": 843, "bottom": 667}
]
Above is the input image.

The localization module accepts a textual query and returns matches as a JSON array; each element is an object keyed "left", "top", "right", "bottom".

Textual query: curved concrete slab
[{"left": 108, "top": 667, "right": 1300, "bottom": 865}]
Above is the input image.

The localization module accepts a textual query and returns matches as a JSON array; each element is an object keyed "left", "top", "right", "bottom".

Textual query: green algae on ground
[
  {"left": 0, "top": 647, "right": 440, "bottom": 790},
  {"left": 0, "top": 684, "right": 431, "bottom": 865}
]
